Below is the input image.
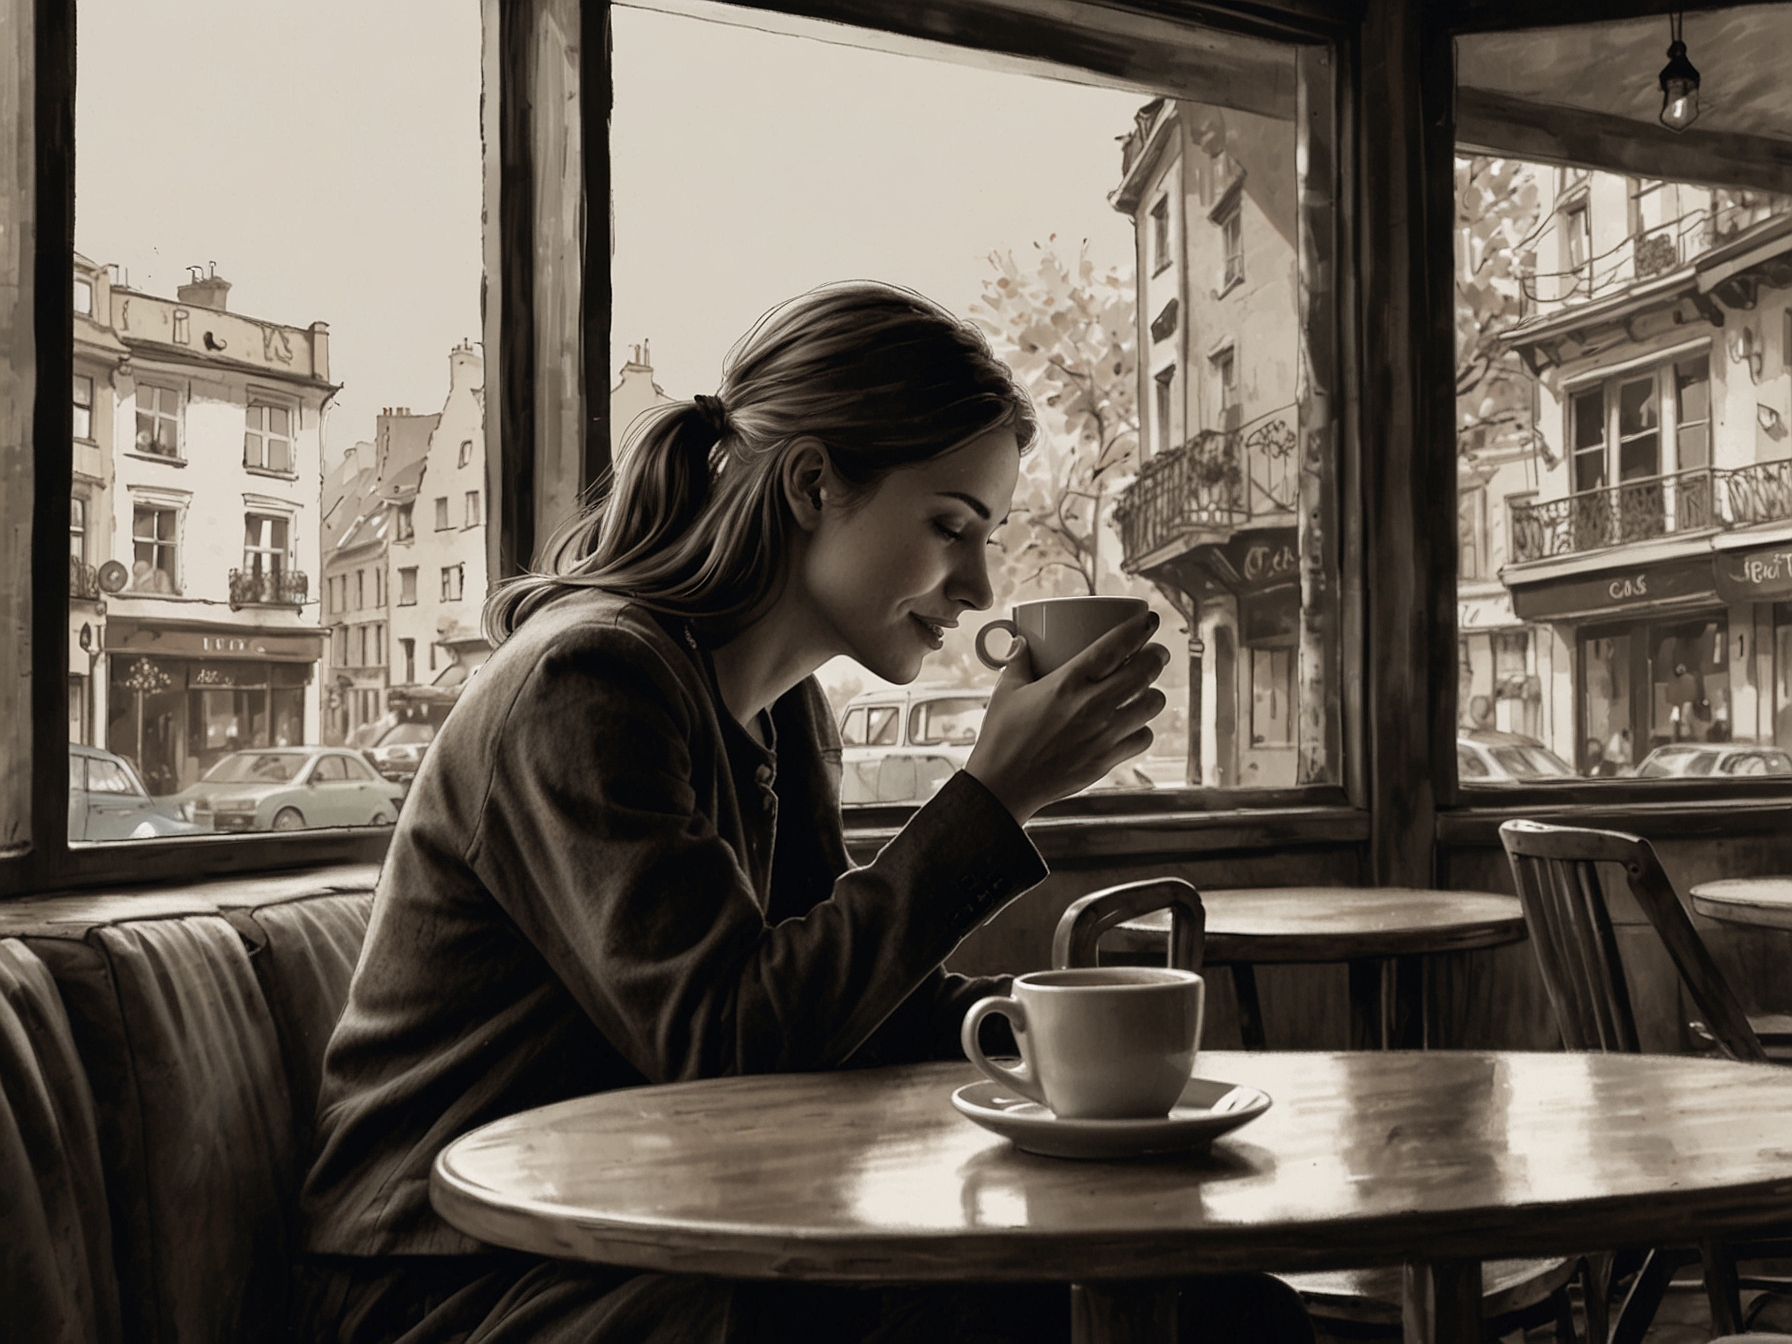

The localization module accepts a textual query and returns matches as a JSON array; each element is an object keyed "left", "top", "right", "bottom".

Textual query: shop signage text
[
  {"left": 1511, "top": 557, "right": 1717, "bottom": 621},
  {"left": 1714, "top": 547, "right": 1792, "bottom": 604},
  {"left": 104, "top": 621, "right": 324, "bottom": 662}
]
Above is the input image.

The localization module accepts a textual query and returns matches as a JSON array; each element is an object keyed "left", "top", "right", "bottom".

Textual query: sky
[
  {"left": 74, "top": 0, "right": 483, "bottom": 463},
  {"left": 73, "top": 0, "right": 1147, "bottom": 459},
  {"left": 609, "top": 3, "right": 1147, "bottom": 401}
]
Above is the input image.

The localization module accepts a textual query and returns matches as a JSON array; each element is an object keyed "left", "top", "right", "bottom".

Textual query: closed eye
[{"left": 933, "top": 520, "right": 965, "bottom": 542}]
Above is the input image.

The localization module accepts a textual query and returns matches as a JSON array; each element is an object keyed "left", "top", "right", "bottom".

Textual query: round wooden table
[
  {"left": 1099, "top": 887, "right": 1527, "bottom": 1050},
  {"left": 1690, "top": 877, "right": 1792, "bottom": 932},
  {"left": 430, "top": 1051, "right": 1792, "bottom": 1344}
]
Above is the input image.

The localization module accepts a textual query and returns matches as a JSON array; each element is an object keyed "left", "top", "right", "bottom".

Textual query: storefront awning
[
  {"left": 104, "top": 617, "right": 324, "bottom": 663},
  {"left": 1509, "top": 554, "right": 1718, "bottom": 623}
]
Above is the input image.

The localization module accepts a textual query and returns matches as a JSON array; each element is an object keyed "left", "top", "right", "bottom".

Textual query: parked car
[
  {"left": 1456, "top": 730, "right": 1576, "bottom": 783},
  {"left": 837, "top": 684, "right": 1155, "bottom": 805},
  {"left": 68, "top": 743, "right": 207, "bottom": 842},
  {"left": 1633, "top": 742, "right": 1792, "bottom": 779},
  {"left": 365, "top": 719, "right": 438, "bottom": 785},
  {"left": 171, "top": 746, "right": 407, "bottom": 832}
]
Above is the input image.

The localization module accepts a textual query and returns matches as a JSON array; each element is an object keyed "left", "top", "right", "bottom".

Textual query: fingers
[
  {"left": 994, "top": 636, "right": 1037, "bottom": 686},
  {"left": 1066, "top": 609, "right": 1158, "bottom": 682}
]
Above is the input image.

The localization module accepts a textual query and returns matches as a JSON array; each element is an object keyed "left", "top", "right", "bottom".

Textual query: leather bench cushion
[
  {"left": 225, "top": 891, "right": 374, "bottom": 1159},
  {"left": 0, "top": 938, "right": 121, "bottom": 1344},
  {"left": 25, "top": 915, "right": 297, "bottom": 1344}
]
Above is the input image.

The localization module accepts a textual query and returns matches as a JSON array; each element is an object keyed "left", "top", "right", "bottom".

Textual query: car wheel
[{"left": 272, "top": 807, "right": 306, "bottom": 831}]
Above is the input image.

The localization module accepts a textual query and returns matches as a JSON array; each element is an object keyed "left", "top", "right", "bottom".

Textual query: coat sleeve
[{"left": 465, "top": 618, "right": 1047, "bottom": 1083}]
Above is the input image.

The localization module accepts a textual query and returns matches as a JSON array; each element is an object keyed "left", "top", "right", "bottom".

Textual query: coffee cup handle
[
  {"left": 961, "top": 995, "right": 1047, "bottom": 1106},
  {"left": 974, "top": 619, "right": 1021, "bottom": 671}
]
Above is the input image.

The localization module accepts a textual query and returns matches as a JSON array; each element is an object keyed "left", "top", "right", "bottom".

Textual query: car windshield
[
  {"left": 201, "top": 752, "right": 308, "bottom": 783},
  {"left": 1636, "top": 747, "right": 1711, "bottom": 778},
  {"left": 1487, "top": 744, "right": 1574, "bottom": 779},
  {"left": 909, "top": 696, "right": 988, "bottom": 746},
  {"left": 378, "top": 721, "right": 436, "bottom": 746}
]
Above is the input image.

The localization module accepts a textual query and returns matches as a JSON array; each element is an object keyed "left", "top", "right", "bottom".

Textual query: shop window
[
  {"left": 135, "top": 383, "right": 182, "bottom": 458},
  {"left": 1581, "top": 631, "right": 1634, "bottom": 775},
  {"left": 244, "top": 401, "right": 294, "bottom": 472},
  {"left": 130, "top": 505, "right": 180, "bottom": 593},
  {"left": 73, "top": 373, "right": 93, "bottom": 441}
]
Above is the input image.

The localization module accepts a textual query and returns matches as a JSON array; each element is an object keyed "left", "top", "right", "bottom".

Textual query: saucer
[{"left": 950, "top": 1076, "right": 1272, "bottom": 1160}]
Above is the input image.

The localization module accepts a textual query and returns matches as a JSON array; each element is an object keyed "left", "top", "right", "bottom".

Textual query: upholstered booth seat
[
  {"left": 0, "top": 867, "right": 379, "bottom": 1344},
  {"left": 0, "top": 937, "right": 122, "bottom": 1344}
]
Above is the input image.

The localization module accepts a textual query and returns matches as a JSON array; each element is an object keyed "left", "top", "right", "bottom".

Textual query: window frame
[
  {"left": 243, "top": 396, "right": 296, "bottom": 475},
  {"left": 71, "top": 369, "right": 91, "bottom": 440},
  {"left": 132, "top": 378, "right": 183, "bottom": 460},
  {"left": 18, "top": 0, "right": 1570, "bottom": 896}
]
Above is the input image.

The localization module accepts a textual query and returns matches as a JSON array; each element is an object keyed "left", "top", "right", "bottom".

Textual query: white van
[
  {"left": 836, "top": 682, "right": 1157, "bottom": 805},
  {"left": 837, "top": 683, "right": 988, "bottom": 805}
]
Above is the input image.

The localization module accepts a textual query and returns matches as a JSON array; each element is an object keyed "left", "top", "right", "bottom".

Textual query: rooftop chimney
[{"left": 178, "top": 264, "right": 231, "bottom": 312}]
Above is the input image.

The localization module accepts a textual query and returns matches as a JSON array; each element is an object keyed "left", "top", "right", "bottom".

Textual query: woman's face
[{"left": 800, "top": 427, "right": 1020, "bottom": 684}]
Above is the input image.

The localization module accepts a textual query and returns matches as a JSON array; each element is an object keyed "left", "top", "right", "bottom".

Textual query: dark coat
[{"left": 301, "top": 590, "right": 1047, "bottom": 1258}]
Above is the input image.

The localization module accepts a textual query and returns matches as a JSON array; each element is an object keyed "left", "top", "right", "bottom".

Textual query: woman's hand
[{"left": 964, "top": 609, "right": 1169, "bottom": 825}]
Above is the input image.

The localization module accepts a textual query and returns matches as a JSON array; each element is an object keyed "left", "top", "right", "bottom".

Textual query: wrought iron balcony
[
  {"left": 1721, "top": 460, "right": 1792, "bottom": 527},
  {"left": 1509, "top": 467, "right": 1718, "bottom": 562},
  {"left": 69, "top": 555, "right": 101, "bottom": 601},
  {"left": 228, "top": 566, "right": 308, "bottom": 610},
  {"left": 1115, "top": 431, "right": 1246, "bottom": 565},
  {"left": 1114, "top": 406, "right": 1300, "bottom": 569}
]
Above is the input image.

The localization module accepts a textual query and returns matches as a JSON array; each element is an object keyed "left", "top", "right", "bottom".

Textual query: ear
[{"left": 781, "top": 437, "right": 835, "bottom": 534}]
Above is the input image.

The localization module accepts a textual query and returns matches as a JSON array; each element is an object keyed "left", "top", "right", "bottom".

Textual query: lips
[{"left": 911, "top": 614, "right": 951, "bottom": 647}]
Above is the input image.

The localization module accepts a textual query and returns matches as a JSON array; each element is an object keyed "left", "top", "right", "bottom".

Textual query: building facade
[
  {"left": 69, "top": 253, "right": 128, "bottom": 746},
  {"left": 97, "top": 269, "right": 334, "bottom": 795},
  {"left": 320, "top": 441, "right": 391, "bottom": 745},
  {"left": 1109, "top": 97, "right": 1303, "bottom": 789},
  {"left": 1497, "top": 176, "right": 1792, "bottom": 772},
  {"left": 387, "top": 341, "right": 490, "bottom": 693}
]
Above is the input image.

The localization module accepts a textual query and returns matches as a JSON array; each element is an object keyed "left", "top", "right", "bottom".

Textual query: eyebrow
[{"left": 934, "top": 491, "right": 1001, "bottom": 523}]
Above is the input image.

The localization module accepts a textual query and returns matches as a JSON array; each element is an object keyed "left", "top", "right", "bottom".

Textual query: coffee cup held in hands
[
  {"left": 975, "top": 596, "right": 1150, "bottom": 678},
  {"left": 960, "top": 966, "right": 1205, "bottom": 1120}
]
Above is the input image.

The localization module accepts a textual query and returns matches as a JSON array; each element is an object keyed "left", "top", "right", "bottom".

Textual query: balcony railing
[
  {"left": 228, "top": 566, "right": 308, "bottom": 610},
  {"left": 1114, "top": 405, "right": 1299, "bottom": 566},
  {"left": 1509, "top": 467, "right": 1724, "bottom": 562},
  {"left": 1719, "top": 460, "right": 1792, "bottom": 527},
  {"left": 70, "top": 556, "right": 100, "bottom": 601}
]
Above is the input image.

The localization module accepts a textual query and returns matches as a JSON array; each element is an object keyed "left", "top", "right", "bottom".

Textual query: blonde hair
[{"left": 484, "top": 280, "right": 1035, "bottom": 644}]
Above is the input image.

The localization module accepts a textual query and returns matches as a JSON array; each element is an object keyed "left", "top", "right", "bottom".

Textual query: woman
[{"left": 298, "top": 281, "right": 1312, "bottom": 1343}]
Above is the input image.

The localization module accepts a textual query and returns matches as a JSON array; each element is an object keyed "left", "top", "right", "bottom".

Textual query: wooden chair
[
  {"left": 1052, "top": 876, "right": 1592, "bottom": 1344},
  {"left": 1500, "top": 818, "right": 1792, "bottom": 1343}
]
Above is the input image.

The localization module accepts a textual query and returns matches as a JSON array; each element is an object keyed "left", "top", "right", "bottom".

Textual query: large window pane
[
  {"left": 1455, "top": 13, "right": 1792, "bottom": 786},
  {"left": 73, "top": 0, "right": 480, "bottom": 839},
  {"left": 612, "top": 4, "right": 1340, "bottom": 804}
]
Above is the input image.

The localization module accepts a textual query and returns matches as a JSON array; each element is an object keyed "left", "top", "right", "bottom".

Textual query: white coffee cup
[
  {"left": 974, "top": 596, "right": 1150, "bottom": 677},
  {"left": 961, "top": 966, "right": 1205, "bottom": 1120}
]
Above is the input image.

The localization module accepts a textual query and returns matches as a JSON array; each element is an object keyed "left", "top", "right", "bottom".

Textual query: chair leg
[
  {"left": 1610, "top": 1249, "right": 1676, "bottom": 1344},
  {"left": 1551, "top": 1284, "right": 1578, "bottom": 1344},
  {"left": 1230, "top": 965, "right": 1266, "bottom": 1051},
  {"left": 1699, "top": 1239, "right": 1743, "bottom": 1337},
  {"left": 1578, "top": 1254, "right": 1611, "bottom": 1344}
]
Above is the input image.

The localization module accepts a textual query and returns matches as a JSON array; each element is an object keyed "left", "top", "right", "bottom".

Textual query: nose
[{"left": 947, "top": 545, "right": 995, "bottom": 613}]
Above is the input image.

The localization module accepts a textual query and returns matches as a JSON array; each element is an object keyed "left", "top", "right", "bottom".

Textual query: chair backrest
[
  {"left": 1052, "top": 877, "right": 1206, "bottom": 973},
  {"left": 1498, "top": 819, "right": 1765, "bottom": 1062}
]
